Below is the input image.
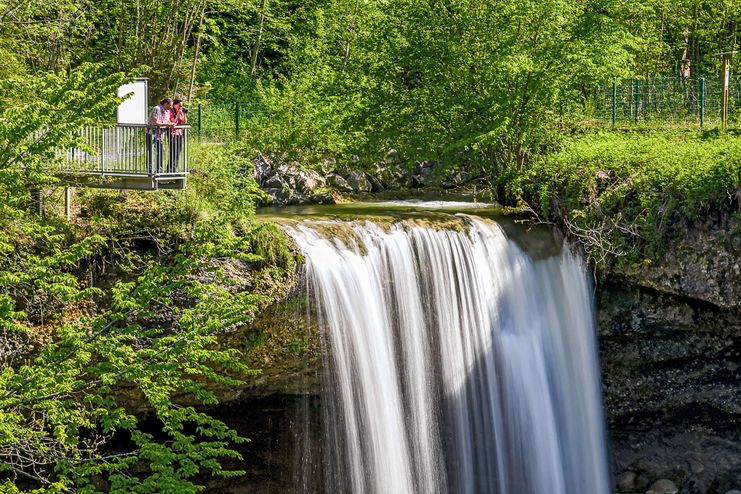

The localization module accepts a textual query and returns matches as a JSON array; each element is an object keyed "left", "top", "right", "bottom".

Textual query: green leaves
[{"left": 0, "top": 231, "right": 267, "bottom": 492}]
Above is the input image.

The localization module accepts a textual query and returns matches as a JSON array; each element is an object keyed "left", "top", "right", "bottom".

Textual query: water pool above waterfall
[{"left": 264, "top": 202, "right": 610, "bottom": 494}]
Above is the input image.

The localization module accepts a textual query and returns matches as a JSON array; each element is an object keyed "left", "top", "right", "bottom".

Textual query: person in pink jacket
[{"left": 168, "top": 98, "right": 188, "bottom": 172}]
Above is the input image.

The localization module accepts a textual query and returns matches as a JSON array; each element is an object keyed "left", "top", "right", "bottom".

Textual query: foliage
[
  {"left": 0, "top": 0, "right": 207, "bottom": 97},
  {"left": 508, "top": 130, "right": 741, "bottom": 268},
  {"left": 0, "top": 233, "right": 264, "bottom": 492},
  {"left": 255, "top": 0, "right": 639, "bottom": 169},
  {"left": 0, "top": 64, "right": 128, "bottom": 329},
  {"left": 0, "top": 63, "right": 295, "bottom": 491}
]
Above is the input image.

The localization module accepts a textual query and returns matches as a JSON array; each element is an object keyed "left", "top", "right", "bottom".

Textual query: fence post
[
  {"left": 634, "top": 79, "right": 640, "bottom": 124},
  {"left": 197, "top": 104, "right": 202, "bottom": 137},
  {"left": 700, "top": 77, "right": 705, "bottom": 129},
  {"left": 235, "top": 103, "right": 241, "bottom": 139},
  {"left": 612, "top": 79, "right": 617, "bottom": 128}
]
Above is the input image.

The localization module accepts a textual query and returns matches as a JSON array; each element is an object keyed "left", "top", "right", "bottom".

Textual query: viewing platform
[{"left": 61, "top": 124, "right": 190, "bottom": 191}]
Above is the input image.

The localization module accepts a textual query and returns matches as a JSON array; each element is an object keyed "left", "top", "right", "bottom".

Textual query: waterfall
[{"left": 286, "top": 215, "right": 610, "bottom": 494}]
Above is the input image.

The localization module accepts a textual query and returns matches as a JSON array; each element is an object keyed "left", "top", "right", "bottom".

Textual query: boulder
[
  {"left": 293, "top": 169, "right": 325, "bottom": 194},
  {"left": 345, "top": 170, "right": 372, "bottom": 193},
  {"left": 253, "top": 152, "right": 273, "bottom": 185},
  {"left": 327, "top": 173, "right": 353, "bottom": 193},
  {"left": 263, "top": 174, "right": 285, "bottom": 190},
  {"left": 309, "top": 192, "right": 336, "bottom": 205},
  {"left": 646, "top": 479, "right": 678, "bottom": 494},
  {"left": 616, "top": 471, "right": 639, "bottom": 492},
  {"left": 366, "top": 174, "right": 385, "bottom": 193}
]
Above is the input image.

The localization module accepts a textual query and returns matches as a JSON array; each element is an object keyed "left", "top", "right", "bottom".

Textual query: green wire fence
[
  {"left": 191, "top": 102, "right": 274, "bottom": 141},
  {"left": 594, "top": 76, "right": 741, "bottom": 128},
  {"left": 182, "top": 76, "right": 740, "bottom": 141}
]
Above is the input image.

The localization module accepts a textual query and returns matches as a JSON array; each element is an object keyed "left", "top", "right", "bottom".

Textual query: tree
[{"left": 0, "top": 64, "right": 264, "bottom": 492}]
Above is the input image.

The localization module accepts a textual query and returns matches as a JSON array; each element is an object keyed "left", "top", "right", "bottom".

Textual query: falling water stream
[{"left": 278, "top": 203, "right": 610, "bottom": 494}]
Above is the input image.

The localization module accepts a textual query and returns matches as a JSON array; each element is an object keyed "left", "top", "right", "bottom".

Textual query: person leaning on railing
[
  {"left": 146, "top": 98, "right": 175, "bottom": 174},
  {"left": 168, "top": 99, "right": 188, "bottom": 173}
]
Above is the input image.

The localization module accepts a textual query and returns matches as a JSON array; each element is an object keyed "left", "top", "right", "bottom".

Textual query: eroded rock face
[
  {"left": 627, "top": 203, "right": 740, "bottom": 310},
  {"left": 599, "top": 284, "right": 741, "bottom": 492},
  {"left": 600, "top": 198, "right": 741, "bottom": 493}
]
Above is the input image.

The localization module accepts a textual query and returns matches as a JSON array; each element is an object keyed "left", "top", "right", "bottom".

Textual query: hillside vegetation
[{"left": 0, "top": 0, "right": 739, "bottom": 491}]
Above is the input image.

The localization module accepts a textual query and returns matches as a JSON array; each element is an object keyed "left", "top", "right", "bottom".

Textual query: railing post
[
  {"left": 612, "top": 79, "right": 617, "bottom": 128},
  {"left": 634, "top": 79, "right": 640, "bottom": 124},
  {"left": 197, "top": 104, "right": 202, "bottom": 137},
  {"left": 235, "top": 103, "right": 241, "bottom": 139},
  {"left": 184, "top": 127, "right": 189, "bottom": 174},
  {"left": 700, "top": 77, "right": 705, "bottom": 129}
]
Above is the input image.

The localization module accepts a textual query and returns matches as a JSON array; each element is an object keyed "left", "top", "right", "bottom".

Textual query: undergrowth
[{"left": 507, "top": 130, "right": 741, "bottom": 270}]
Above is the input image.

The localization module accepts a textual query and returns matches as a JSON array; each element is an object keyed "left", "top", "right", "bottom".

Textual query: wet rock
[
  {"left": 646, "top": 479, "right": 678, "bottom": 494},
  {"left": 617, "top": 471, "right": 639, "bottom": 492},
  {"left": 345, "top": 170, "right": 372, "bottom": 193},
  {"left": 327, "top": 173, "right": 353, "bottom": 193}
]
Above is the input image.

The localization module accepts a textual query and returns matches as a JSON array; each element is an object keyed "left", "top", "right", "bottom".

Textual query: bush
[{"left": 509, "top": 130, "right": 741, "bottom": 268}]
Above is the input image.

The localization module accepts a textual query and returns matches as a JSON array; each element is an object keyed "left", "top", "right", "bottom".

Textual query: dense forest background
[
  {"left": 1, "top": 0, "right": 739, "bottom": 167},
  {"left": 0, "top": 1, "right": 739, "bottom": 492}
]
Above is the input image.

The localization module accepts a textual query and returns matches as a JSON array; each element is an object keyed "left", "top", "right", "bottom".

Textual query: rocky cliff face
[{"left": 599, "top": 199, "right": 741, "bottom": 493}]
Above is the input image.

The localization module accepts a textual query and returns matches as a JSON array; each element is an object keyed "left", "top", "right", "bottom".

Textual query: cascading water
[{"left": 285, "top": 213, "right": 610, "bottom": 494}]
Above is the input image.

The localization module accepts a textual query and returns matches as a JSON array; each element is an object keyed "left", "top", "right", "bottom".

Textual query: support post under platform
[{"left": 64, "top": 186, "right": 72, "bottom": 221}]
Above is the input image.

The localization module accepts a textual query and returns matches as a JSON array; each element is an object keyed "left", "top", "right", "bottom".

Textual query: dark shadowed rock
[
  {"left": 253, "top": 152, "right": 273, "bottom": 186},
  {"left": 647, "top": 479, "right": 678, "bottom": 494},
  {"left": 366, "top": 174, "right": 385, "bottom": 193},
  {"left": 617, "top": 471, "right": 639, "bottom": 492},
  {"left": 263, "top": 174, "right": 285, "bottom": 190}
]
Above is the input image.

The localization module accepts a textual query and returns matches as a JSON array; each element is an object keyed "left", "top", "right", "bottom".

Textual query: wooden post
[
  {"left": 721, "top": 53, "right": 732, "bottom": 127},
  {"left": 634, "top": 79, "right": 640, "bottom": 124},
  {"left": 700, "top": 77, "right": 705, "bottom": 129}
]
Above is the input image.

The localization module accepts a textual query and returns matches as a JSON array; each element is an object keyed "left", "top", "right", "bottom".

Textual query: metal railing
[
  {"left": 594, "top": 76, "right": 741, "bottom": 128},
  {"left": 62, "top": 125, "right": 190, "bottom": 177}
]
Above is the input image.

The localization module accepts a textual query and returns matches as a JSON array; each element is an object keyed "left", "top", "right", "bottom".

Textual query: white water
[{"left": 286, "top": 215, "right": 610, "bottom": 494}]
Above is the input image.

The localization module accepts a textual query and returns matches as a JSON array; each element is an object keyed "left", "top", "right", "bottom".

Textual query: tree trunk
[{"left": 251, "top": 0, "right": 268, "bottom": 76}]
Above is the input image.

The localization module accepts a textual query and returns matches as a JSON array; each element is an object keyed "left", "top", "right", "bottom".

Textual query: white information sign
[{"left": 116, "top": 79, "right": 149, "bottom": 125}]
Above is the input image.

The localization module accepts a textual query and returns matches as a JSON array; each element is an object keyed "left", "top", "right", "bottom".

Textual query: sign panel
[{"left": 116, "top": 79, "right": 148, "bottom": 125}]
